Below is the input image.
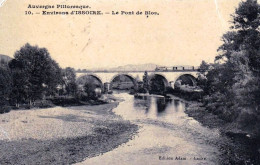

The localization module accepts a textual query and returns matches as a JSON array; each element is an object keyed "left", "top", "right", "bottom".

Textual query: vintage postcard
[{"left": 0, "top": 0, "right": 259, "bottom": 164}]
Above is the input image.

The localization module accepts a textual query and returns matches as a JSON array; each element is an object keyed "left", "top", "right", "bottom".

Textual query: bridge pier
[
  {"left": 104, "top": 82, "right": 111, "bottom": 93},
  {"left": 169, "top": 81, "right": 175, "bottom": 89}
]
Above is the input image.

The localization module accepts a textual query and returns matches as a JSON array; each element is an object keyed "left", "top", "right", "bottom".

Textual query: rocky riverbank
[{"left": 0, "top": 98, "right": 138, "bottom": 164}]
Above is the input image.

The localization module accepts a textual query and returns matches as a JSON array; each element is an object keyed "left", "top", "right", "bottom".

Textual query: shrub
[
  {"left": 0, "top": 105, "right": 11, "bottom": 114},
  {"left": 33, "top": 100, "right": 54, "bottom": 108}
]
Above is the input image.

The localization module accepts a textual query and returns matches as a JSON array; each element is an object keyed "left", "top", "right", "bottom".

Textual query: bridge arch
[
  {"left": 149, "top": 73, "right": 169, "bottom": 94},
  {"left": 76, "top": 74, "right": 104, "bottom": 90},
  {"left": 110, "top": 73, "right": 137, "bottom": 90},
  {"left": 173, "top": 74, "right": 197, "bottom": 88},
  {"left": 149, "top": 73, "right": 169, "bottom": 86}
]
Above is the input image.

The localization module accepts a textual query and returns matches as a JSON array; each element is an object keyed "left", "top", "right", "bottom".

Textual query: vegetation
[
  {"left": 76, "top": 75, "right": 103, "bottom": 100},
  {"left": 0, "top": 55, "right": 12, "bottom": 68},
  {"left": 61, "top": 67, "right": 77, "bottom": 96},
  {"left": 197, "top": 0, "right": 260, "bottom": 136},
  {"left": 111, "top": 75, "right": 134, "bottom": 90},
  {"left": 149, "top": 75, "right": 166, "bottom": 95},
  {"left": 0, "top": 43, "right": 104, "bottom": 112},
  {"left": 0, "top": 67, "right": 12, "bottom": 113},
  {"left": 142, "top": 71, "right": 149, "bottom": 93},
  {"left": 137, "top": 71, "right": 168, "bottom": 95},
  {"left": 83, "top": 80, "right": 102, "bottom": 100},
  {"left": 8, "top": 43, "right": 62, "bottom": 107}
]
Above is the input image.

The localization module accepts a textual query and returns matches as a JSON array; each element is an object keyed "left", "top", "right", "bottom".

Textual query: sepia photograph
[{"left": 0, "top": 0, "right": 260, "bottom": 164}]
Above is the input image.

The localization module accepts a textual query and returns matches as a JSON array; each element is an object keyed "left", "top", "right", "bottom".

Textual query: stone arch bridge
[{"left": 76, "top": 71, "right": 198, "bottom": 91}]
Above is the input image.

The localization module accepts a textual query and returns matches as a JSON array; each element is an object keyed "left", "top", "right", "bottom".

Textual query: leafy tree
[
  {"left": 201, "top": 0, "right": 260, "bottom": 126},
  {"left": 8, "top": 60, "right": 28, "bottom": 106},
  {"left": 196, "top": 61, "right": 209, "bottom": 94},
  {"left": 9, "top": 43, "right": 62, "bottom": 105},
  {"left": 0, "top": 68, "right": 12, "bottom": 112},
  {"left": 217, "top": 0, "right": 260, "bottom": 108},
  {"left": 0, "top": 69, "right": 12, "bottom": 96},
  {"left": 83, "top": 79, "right": 101, "bottom": 100},
  {"left": 149, "top": 76, "right": 166, "bottom": 95},
  {"left": 143, "top": 71, "right": 149, "bottom": 92},
  {"left": 198, "top": 60, "right": 210, "bottom": 75},
  {"left": 174, "top": 80, "right": 182, "bottom": 90},
  {"left": 62, "top": 67, "right": 77, "bottom": 96},
  {"left": 217, "top": 0, "right": 260, "bottom": 74}
]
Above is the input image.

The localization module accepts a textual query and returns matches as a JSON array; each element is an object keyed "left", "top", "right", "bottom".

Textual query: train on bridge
[{"left": 155, "top": 66, "right": 199, "bottom": 71}]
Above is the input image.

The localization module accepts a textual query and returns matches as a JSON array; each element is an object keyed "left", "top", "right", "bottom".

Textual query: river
[{"left": 77, "top": 93, "right": 224, "bottom": 165}]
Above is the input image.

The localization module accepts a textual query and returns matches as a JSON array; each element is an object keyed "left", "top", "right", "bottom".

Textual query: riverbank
[
  {"left": 184, "top": 100, "right": 260, "bottom": 164},
  {"left": 1, "top": 94, "right": 119, "bottom": 114},
  {"left": 0, "top": 97, "right": 138, "bottom": 164}
]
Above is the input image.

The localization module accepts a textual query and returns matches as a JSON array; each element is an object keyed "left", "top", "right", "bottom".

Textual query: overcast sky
[{"left": 0, "top": 0, "right": 241, "bottom": 69}]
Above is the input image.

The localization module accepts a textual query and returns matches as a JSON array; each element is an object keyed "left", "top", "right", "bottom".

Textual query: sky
[{"left": 0, "top": 0, "right": 241, "bottom": 69}]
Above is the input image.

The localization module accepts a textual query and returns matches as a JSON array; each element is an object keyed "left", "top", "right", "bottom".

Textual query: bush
[
  {"left": 33, "top": 100, "right": 54, "bottom": 108},
  {"left": 0, "top": 105, "right": 11, "bottom": 114},
  {"left": 136, "top": 87, "right": 147, "bottom": 94},
  {"left": 237, "top": 110, "right": 258, "bottom": 127},
  {"left": 48, "top": 97, "right": 84, "bottom": 107},
  {"left": 170, "top": 89, "right": 203, "bottom": 101},
  {"left": 165, "top": 87, "right": 174, "bottom": 94}
]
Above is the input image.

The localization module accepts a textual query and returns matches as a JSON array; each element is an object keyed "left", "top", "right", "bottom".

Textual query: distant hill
[
  {"left": 88, "top": 63, "right": 159, "bottom": 72},
  {"left": 108, "top": 63, "right": 159, "bottom": 71},
  {"left": 0, "top": 54, "right": 12, "bottom": 68},
  {"left": 82, "top": 63, "right": 196, "bottom": 72}
]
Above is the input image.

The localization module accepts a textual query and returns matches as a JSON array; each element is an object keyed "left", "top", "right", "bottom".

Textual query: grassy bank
[{"left": 0, "top": 100, "right": 138, "bottom": 164}]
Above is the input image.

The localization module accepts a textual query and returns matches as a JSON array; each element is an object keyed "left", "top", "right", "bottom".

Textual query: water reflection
[
  {"left": 173, "top": 100, "right": 180, "bottom": 112},
  {"left": 133, "top": 95, "right": 186, "bottom": 121}
]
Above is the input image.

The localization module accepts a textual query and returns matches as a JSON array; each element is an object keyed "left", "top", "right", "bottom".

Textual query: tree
[
  {"left": 143, "top": 71, "right": 149, "bottom": 93},
  {"left": 216, "top": 0, "right": 260, "bottom": 108},
  {"left": 201, "top": 0, "right": 260, "bottom": 125},
  {"left": 0, "top": 68, "right": 12, "bottom": 112},
  {"left": 83, "top": 79, "right": 101, "bottom": 100},
  {"left": 62, "top": 67, "right": 77, "bottom": 96},
  {"left": 149, "top": 75, "right": 166, "bottom": 95},
  {"left": 8, "top": 60, "right": 28, "bottom": 106},
  {"left": 198, "top": 60, "right": 210, "bottom": 75},
  {"left": 197, "top": 61, "right": 213, "bottom": 95},
  {"left": 217, "top": 0, "right": 260, "bottom": 75},
  {"left": 231, "top": 0, "right": 260, "bottom": 31},
  {"left": 9, "top": 43, "right": 62, "bottom": 105}
]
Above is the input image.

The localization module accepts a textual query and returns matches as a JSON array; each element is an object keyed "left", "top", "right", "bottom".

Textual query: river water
[{"left": 78, "top": 93, "right": 224, "bottom": 165}]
